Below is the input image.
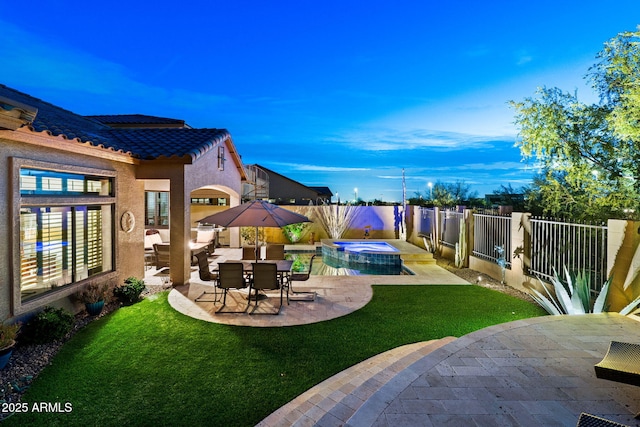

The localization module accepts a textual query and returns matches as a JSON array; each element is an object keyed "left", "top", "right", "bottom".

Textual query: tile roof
[
  {"left": 86, "top": 114, "right": 186, "bottom": 127},
  {"left": 0, "top": 84, "right": 229, "bottom": 161},
  {"left": 107, "top": 128, "right": 229, "bottom": 160}
]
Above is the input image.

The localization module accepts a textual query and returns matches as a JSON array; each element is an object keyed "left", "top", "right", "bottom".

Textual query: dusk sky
[{"left": 2, "top": 1, "right": 639, "bottom": 202}]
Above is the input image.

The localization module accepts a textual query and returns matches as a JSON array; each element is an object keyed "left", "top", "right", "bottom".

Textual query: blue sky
[{"left": 1, "top": 1, "right": 639, "bottom": 202}]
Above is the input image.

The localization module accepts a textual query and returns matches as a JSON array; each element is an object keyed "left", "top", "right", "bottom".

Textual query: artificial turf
[{"left": 3, "top": 285, "right": 546, "bottom": 426}]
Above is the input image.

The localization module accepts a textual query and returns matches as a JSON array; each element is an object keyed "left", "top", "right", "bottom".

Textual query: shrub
[
  {"left": 76, "top": 282, "right": 110, "bottom": 304},
  {"left": 282, "top": 222, "right": 308, "bottom": 243},
  {"left": 113, "top": 277, "right": 146, "bottom": 304},
  {"left": 22, "top": 306, "right": 74, "bottom": 344},
  {"left": 527, "top": 266, "right": 640, "bottom": 315},
  {"left": 0, "top": 322, "right": 20, "bottom": 349}
]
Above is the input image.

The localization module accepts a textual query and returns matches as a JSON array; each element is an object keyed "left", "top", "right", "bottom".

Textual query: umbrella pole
[{"left": 255, "top": 226, "right": 260, "bottom": 261}]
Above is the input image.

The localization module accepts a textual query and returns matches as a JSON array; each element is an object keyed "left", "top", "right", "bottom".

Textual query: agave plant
[{"left": 527, "top": 266, "right": 640, "bottom": 315}]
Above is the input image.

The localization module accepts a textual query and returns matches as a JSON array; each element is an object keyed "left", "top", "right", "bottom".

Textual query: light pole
[
  {"left": 428, "top": 182, "right": 433, "bottom": 200},
  {"left": 354, "top": 187, "right": 358, "bottom": 203}
]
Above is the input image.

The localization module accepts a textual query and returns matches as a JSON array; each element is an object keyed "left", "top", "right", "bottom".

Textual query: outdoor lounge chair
[
  {"left": 594, "top": 340, "right": 640, "bottom": 419},
  {"left": 288, "top": 255, "right": 316, "bottom": 301},
  {"left": 144, "top": 229, "right": 164, "bottom": 251},
  {"left": 193, "top": 227, "right": 216, "bottom": 255},
  {"left": 576, "top": 412, "right": 630, "bottom": 426},
  {"left": 153, "top": 243, "right": 171, "bottom": 269},
  {"left": 595, "top": 341, "right": 640, "bottom": 387},
  {"left": 249, "top": 262, "right": 283, "bottom": 315},
  {"left": 216, "top": 262, "right": 250, "bottom": 313},
  {"left": 194, "top": 251, "right": 220, "bottom": 303},
  {"left": 265, "top": 243, "right": 285, "bottom": 260}
]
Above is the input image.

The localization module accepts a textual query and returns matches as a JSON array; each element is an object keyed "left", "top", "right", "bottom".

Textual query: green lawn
[{"left": 4, "top": 285, "right": 546, "bottom": 426}]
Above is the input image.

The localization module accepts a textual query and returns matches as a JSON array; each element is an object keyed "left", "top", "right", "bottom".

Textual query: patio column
[{"left": 169, "top": 172, "right": 191, "bottom": 286}]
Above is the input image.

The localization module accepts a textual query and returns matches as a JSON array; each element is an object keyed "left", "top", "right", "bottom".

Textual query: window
[
  {"left": 18, "top": 167, "right": 114, "bottom": 302},
  {"left": 19, "top": 168, "right": 112, "bottom": 196},
  {"left": 217, "top": 146, "right": 225, "bottom": 170},
  {"left": 190, "top": 197, "right": 228, "bottom": 206},
  {"left": 145, "top": 191, "right": 169, "bottom": 227}
]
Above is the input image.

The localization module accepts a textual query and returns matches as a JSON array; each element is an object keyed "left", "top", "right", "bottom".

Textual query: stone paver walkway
[{"left": 350, "top": 314, "right": 640, "bottom": 427}]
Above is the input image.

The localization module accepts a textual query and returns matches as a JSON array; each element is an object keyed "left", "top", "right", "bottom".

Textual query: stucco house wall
[
  {"left": 0, "top": 130, "right": 143, "bottom": 319},
  {"left": 0, "top": 84, "right": 246, "bottom": 321}
]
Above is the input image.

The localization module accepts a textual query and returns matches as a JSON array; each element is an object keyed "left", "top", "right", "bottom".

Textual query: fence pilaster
[
  {"left": 433, "top": 206, "right": 441, "bottom": 255},
  {"left": 505, "top": 212, "right": 530, "bottom": 290},
  {"left": 463, "top": 209, "right": 473, "bottom": 268}
]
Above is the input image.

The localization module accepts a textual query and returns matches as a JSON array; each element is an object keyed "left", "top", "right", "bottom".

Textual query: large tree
[
  {"left": 430, "top": 180, "right": 478, "bottom": 207},
  {"left": 511, "top": 28, "right": 640, "bottom": 221}
]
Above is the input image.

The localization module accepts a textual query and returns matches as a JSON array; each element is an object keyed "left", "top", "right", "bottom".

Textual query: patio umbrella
[{"left": 196, "top": 200, "right": 311, "bottom": 260}]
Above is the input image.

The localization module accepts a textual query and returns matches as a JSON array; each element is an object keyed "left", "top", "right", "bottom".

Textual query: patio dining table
[{"left": 216, "top": 260, "right": 293, "bottom": 300}]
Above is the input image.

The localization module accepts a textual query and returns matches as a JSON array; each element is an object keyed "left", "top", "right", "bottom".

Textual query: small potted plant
[
  {"left": 78, "top": 283, "right": 109, "bottom": 316},
  {"left": 0, "top": 321, "right": 20, "bottom": 370}
]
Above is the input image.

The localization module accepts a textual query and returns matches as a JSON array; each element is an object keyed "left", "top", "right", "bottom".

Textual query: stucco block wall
[{"left": 261, "top": 205, "right": 412, "bottom": 244}]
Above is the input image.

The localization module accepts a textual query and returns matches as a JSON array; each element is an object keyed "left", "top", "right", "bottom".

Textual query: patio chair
[
  {"left": 242, "top": 245, "right": 258, "bottom": 261},
  {"left": 216, "top": 262, "right": 250, "bottom": 313},
  {"left": 576, "top": 412, "right": 630, "bottom": 426},
  {"left": 288, "top": 255, "right": 316, "bottom": 301},
  {"left": 194, "top": 251, "right": 220, "bottom": 303},
  {"left": 265, "top": 243, "right": 285, "bottom": 260},
  {"left": 249, "top": 262, "right": 283, "bottom": 315},
  {"left": 153, "top": 243, "right": 171, "bottom": 269}
]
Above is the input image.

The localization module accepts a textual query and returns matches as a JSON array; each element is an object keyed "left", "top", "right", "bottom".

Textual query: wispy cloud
[
  {"left": 267, "top": 161, "right": 370, "bottom": 172},
  {"left": 515, "top": 49, "right": 533, "bottom": 66},
  {"left": 331, "top": 127, "right": 513, "bottom": 152},
  {"left": 440, "top": 161, "right": 526, "bottom": 171}
]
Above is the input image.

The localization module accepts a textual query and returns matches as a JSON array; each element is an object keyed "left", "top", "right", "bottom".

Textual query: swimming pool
[
  {"left": 332, "top": 241, "right": 399, "bottom": 253},
  {"left": 309, "top": 239, "right": 408, "bottom": 275},
  {"left": 285, "top": 252, "right": 412, "bottom": 276}
]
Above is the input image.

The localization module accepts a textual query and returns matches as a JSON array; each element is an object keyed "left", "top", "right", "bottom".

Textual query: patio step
[
  {"left": 401, "top": 252, "right": 436, "bottom": 264},
  {"left": 256, "top": 336, "right": 457, "bottom": 427}
]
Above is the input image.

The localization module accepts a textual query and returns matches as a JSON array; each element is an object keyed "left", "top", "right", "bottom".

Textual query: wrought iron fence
[
  {"left": 417, "top": 208, "right": 608, "bottom": 296},
  {"left": 472, "top": 213, "right": 512, "bottom": 268},
  {"left": 439, "top": 210, "right": 463, "bottom": 248},
  {"left": 529, "top": 217, "right": 608, "bottom": 293}
]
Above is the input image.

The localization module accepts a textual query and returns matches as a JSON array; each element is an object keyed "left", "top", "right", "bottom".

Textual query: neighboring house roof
[
  {"left": 0, "top": 84, "right": 233, "bottom": 162},
  {"left": 253, "top": 164, "right": 333, "bottom": 198},
  {"left": 308, "top": 186, "right": 333, "bottom": 197},
  {"left": 86, "top": 114, "right": 188, "bottom": 129}
]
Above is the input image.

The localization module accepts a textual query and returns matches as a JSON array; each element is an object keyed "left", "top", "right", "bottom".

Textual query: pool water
[
  {"left": 332, "top": 241, "right": 399, "bottom": 253},
  {"left": 286, "top": 250, "right": 412, "bottom": 276}
]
